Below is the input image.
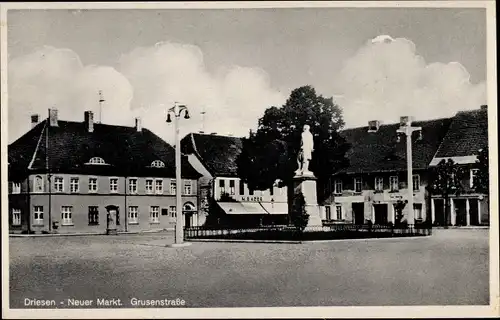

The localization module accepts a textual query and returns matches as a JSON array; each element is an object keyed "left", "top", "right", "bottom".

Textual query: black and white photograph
[{"left": 1, "top": 1, "right": 498, "bottom": 319}]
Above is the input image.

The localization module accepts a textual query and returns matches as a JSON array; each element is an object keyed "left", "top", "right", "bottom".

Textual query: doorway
[
  {"left": 434, "top": 199, "right": 445, "bottom": 226},
  {"left": 469, "top": 199, "right": 479, "bottom": 226},
  {"left": 374, "top": 204, "right": 388, "bottom": 225},
  {"left": 352, "top": 202, "right": 364, "bottom": 225},
  {"left": 454, "top": 199, "right": 467, "bottom": 226}
]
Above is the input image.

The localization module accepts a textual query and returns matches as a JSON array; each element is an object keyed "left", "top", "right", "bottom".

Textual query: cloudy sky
[{"left": 7, "top": 7, "right": 487, "bottom": 144}]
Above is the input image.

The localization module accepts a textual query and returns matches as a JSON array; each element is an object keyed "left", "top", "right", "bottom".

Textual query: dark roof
[
  {"left": 181, "top": 133, "right": 243, "bottom": 177},
  {"left": 433, "top": 108, "right": 488, "bottom": 158},
  {"left": 8, "top": 119, "right": 201, "bottom": 179},
  {"left": 337, "top": 118, "right": 453, "bottom": 174}
]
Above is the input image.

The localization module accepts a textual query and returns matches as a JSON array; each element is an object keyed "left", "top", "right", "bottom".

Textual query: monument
[{"left": 293, "top": 124, "right": 323, "bottom": 227}]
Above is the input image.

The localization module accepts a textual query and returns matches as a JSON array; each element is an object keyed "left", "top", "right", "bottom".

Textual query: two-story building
[
  {"left": 324, "top": 117, "right": 452, "bottom": 225},
  {"left": 181, "top": 132, "right": 288, "bottom": 227},
  {"left": 8, "top": 109, "right": 201, "bottom": 234},
  {"left": 429, "top": 106, "right": 489, "bottom": 226}
]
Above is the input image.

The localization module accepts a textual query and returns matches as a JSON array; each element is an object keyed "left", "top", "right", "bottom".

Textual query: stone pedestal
[{"left": 293, "top": 174, "right": 323, "bottom": 227}]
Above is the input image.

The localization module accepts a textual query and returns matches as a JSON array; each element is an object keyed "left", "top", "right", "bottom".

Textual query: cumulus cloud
[
  {"left": 8, "top": 46, "right": 133, "bottom": 141},
  {"left": 8, "top": 43, "right": 285, "bottom": 144},
  {"left": 335, "top": 36, "right": 486, "bottom": 127}
]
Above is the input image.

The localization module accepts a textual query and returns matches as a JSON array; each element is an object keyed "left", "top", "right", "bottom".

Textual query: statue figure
[{"left": 295, "top": 124, "right": 314, "bottom": 176}]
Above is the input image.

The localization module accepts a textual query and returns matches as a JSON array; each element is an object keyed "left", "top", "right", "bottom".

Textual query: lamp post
[
  {"left": 397, "top": 116, "right": 422, "bottom": 226},
  {"left": 166, "top": 102, "right": 190, "bottom": 245}
]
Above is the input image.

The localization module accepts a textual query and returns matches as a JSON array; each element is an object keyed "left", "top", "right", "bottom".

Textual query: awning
[{"left": 218, "top": 201, "right": 288, "bottom": 215}]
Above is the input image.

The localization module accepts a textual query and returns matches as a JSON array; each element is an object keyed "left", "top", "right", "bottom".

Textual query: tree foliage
[
  {"left": 236, "top": 86, "right": 350, "bottom": 201},
  {"left": 474, "top": 147, "right": 489, "bottom": 194},
  {"left": 429, "top": 159, "right": 465, "bottom": 226},
  {"left": 290, "top": 191, "right": 309, "bottom": 231}
]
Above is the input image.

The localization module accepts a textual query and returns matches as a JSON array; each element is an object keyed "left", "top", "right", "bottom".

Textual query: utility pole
[
  {"left": 397, "top": 116, "right": 422, "bottom": 226},
  {"left": 98, "top": 90, "right": 105, "bottom": 123}
]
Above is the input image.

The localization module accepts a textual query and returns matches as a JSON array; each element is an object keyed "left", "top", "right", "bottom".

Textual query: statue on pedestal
[{"left": 295, "top": 124, "right": 315, "bottom": 177}]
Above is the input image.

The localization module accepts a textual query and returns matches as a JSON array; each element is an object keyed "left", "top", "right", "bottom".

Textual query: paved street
[{"left": 9, "top": 229, "right": 489, "bottom": 308}]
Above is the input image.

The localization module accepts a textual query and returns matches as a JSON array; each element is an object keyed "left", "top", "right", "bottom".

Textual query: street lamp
[
  {"left": 166, "top": 102, "right": 190, "bottom": 245},
  {"left": 396, "top": 116, "right": 422, "bottom": 226}
]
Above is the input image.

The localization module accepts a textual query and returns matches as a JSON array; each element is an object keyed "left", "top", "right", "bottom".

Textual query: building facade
[
  {"left": 323, "top": 117, "right": 453, "bottom": 225},
  {"left": 8, "top": 109, "right": 201, "bottom": 234},
  {"left": 428, "top": 106, "right": 489, "bottom": 226},
  {"left": 181, "top": 132, "right": 288, "bottom": 227}
]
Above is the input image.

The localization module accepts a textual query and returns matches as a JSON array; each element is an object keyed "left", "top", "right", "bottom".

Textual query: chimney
[
  {"left": 480, "top": 105, "right": 487, "bottom": 110},
  {"left": 48, "top": 108, "right": 58, "bottom": 127},
  {"left": 31, "top": 114, "right": 40, "bottom": 129},
  {"left": 367, "top": 120, "right": 380, "bottom": 132},
  {"left": 84, "top": 111, "right": 94, "bottom": 133},
  {"left": 135, "top": 117, "right": 142, "bottom": 132}
]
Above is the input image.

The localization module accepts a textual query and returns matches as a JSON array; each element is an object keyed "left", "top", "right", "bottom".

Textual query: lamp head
[
  {"left": 184, "top": 109, "right": 190, "bottom": 119},
  {"left": 166, "top": 113, "right": 172, "bottom": 123}
]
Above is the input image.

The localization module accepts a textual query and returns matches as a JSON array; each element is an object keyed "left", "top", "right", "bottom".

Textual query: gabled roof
[
  {"left": 433, "top": 108, "right": 488, "bottom": 159},
  {"left": 337, "top": 118, "right": 453, "bottom": 174},
  {"left": 181, "top": 133, "right": 243, "bottom": 177},
  {"left": 8, "top": 119, "right": 201, "bottom": 179}
]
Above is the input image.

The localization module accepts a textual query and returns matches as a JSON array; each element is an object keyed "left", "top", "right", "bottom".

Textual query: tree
[
  {"left": 429, "top": 159, "right": 465, "bottom": 227},
  {"left": 474, "top": 147, "right": 489, "bottom": 194},
  {"left": 237, "top": 86, "right": 350, "bottom": 202},
  {"left": 290, "top": 191, "right": 309, "bottom": 232},
  {"left": 394, "top": 200, "right": 408, "bottom": 227}
]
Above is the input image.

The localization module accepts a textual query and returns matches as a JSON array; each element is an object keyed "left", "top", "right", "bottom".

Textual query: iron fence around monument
[{"left": 184, "top": 223, "right": 432, "bottom": 240}]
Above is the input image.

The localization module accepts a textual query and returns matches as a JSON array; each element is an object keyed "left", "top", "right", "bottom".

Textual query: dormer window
[
  {"left": 151, "top": 160, "right": 165, "bottom": 168},
  {"left": 87, "top": 157, "right": 106, "bottom": 165}
]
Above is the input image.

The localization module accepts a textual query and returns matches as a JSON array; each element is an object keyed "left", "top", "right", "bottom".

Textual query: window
[
  {"left": 219, "top": 179, "right": 226, "bottom": 195},
  {"left": 375, "top": 177, "right": 384, "bottom": 191},
  {"left": 161, "top": 208, "right": 169, "bottom": 216},
  {"left": 109, "top": 178, "right": 118, "bottom": 193},
  {"left": 150, "top": 206, "right": 160, "bottom": 223},
  {"left": 239, "top": 181, "right": 245, "bottom": 195},
  {"left": 61, "top": 206, "right": 73, "bottom": 225},
  {"left": 184, "top": 181, "right": 192, "bottom": 195},
  {"left": 89, "top": 177, "right": 98, "bottom": 193},
  {"left": 70, "top": 177, "right": 79, "bottom": 193},
  {"left": 128, "top": 206, "right": 139, "bottom": 224},
  {"left": 249, "top": 188, "right": 254, "bottom": 196},
  {"left": 390, "top": 176, "right": 399, "bottom": 191},
  {"left": 88, "top": 157, "right": 106, "bottom": 164},
  {"left": 151, "top": 160, "right": 165, "bottom": 168},
  {"left": 270, "top": 187, "right": 274, "bottom": 196},
  {"left": 12, "top": 209, "right": 21, "bottom": 226},
  {"left": 412, "top": 174, "right": 420, "bottom": 191},
  {"left": 155, "top": 179, "right": 163, "bottom": 194},
  {"left": 54, "top": 176, "right": 64, "bottom": 192},
  {"left": 169, "top": 206, "right": 176, "bottom": 218},
  {"left": 336, "top": 205, "right": 343, "bottom": 220},
  {"left": 170, "top": 180, "right": 176, "bottom": 195},
  {"left": 88, "top": 206, "right": 99, "bottom": 225},
  {"left": 229, "top": 180, "right": 235, "bottom": 195},
  {"left": 334, "top": 179, "right": 343, "bottom": 194},
  {"left": 354, "top": 178, "right": 362, "bottom": 193},
  {"left": 414, "top": 203, "right": 423, "bottom": 220},
  {"left": 12, "top": 182, "right": 21, "bottom": 194},
  {"left": 33, "top": 206, "right": 43, "bottom": 225},
  {"left": 470, "top": 169, "right": 479, "bottom": 188},
  {"left": 129, "top": 178, "right": 138, "bottom": 194},
  {"left": 34, "top": 175, "right": 44, "bottom": 192},
  {"left": 325, "top": 206, "right": 331, "bottom": 220},
  {"left": 145, "top": 179, "right": 153, "bottom": 194}
]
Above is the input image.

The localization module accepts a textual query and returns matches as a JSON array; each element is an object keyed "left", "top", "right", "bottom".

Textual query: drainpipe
[
  {"left": 46, "top": 124, "right": 52, "bottom": 232},
  {"left": 124, "top": 176, "right": 128, "bottom": 232}
]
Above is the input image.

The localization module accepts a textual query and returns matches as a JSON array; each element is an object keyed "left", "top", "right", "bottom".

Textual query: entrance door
[
  {"left": 434, "top": 199, "right": 445, "bottom": 226},
  {"left": 469, "top": 199, "right": 479, "bottom": 226},
  {"left": 454, "top": 199, "right": 467, "bottom": 226},
  {"left": 352, "top": 203, "right": 364, "bottom": 225},
  {"left": 184, "top": 213, "right": 191, "bottom": 228},
  {"left": 374, "top": 204, "right": 388, "bottom": 225}
]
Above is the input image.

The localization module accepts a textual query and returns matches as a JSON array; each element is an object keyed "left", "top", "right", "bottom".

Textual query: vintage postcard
[{"left": 1, "top": 1, "right": 498, "bottom": 319}]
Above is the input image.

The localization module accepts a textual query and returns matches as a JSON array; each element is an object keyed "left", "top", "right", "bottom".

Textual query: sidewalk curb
[{"left": 9, "top": 229, "right": 175, "bottom": 237}]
